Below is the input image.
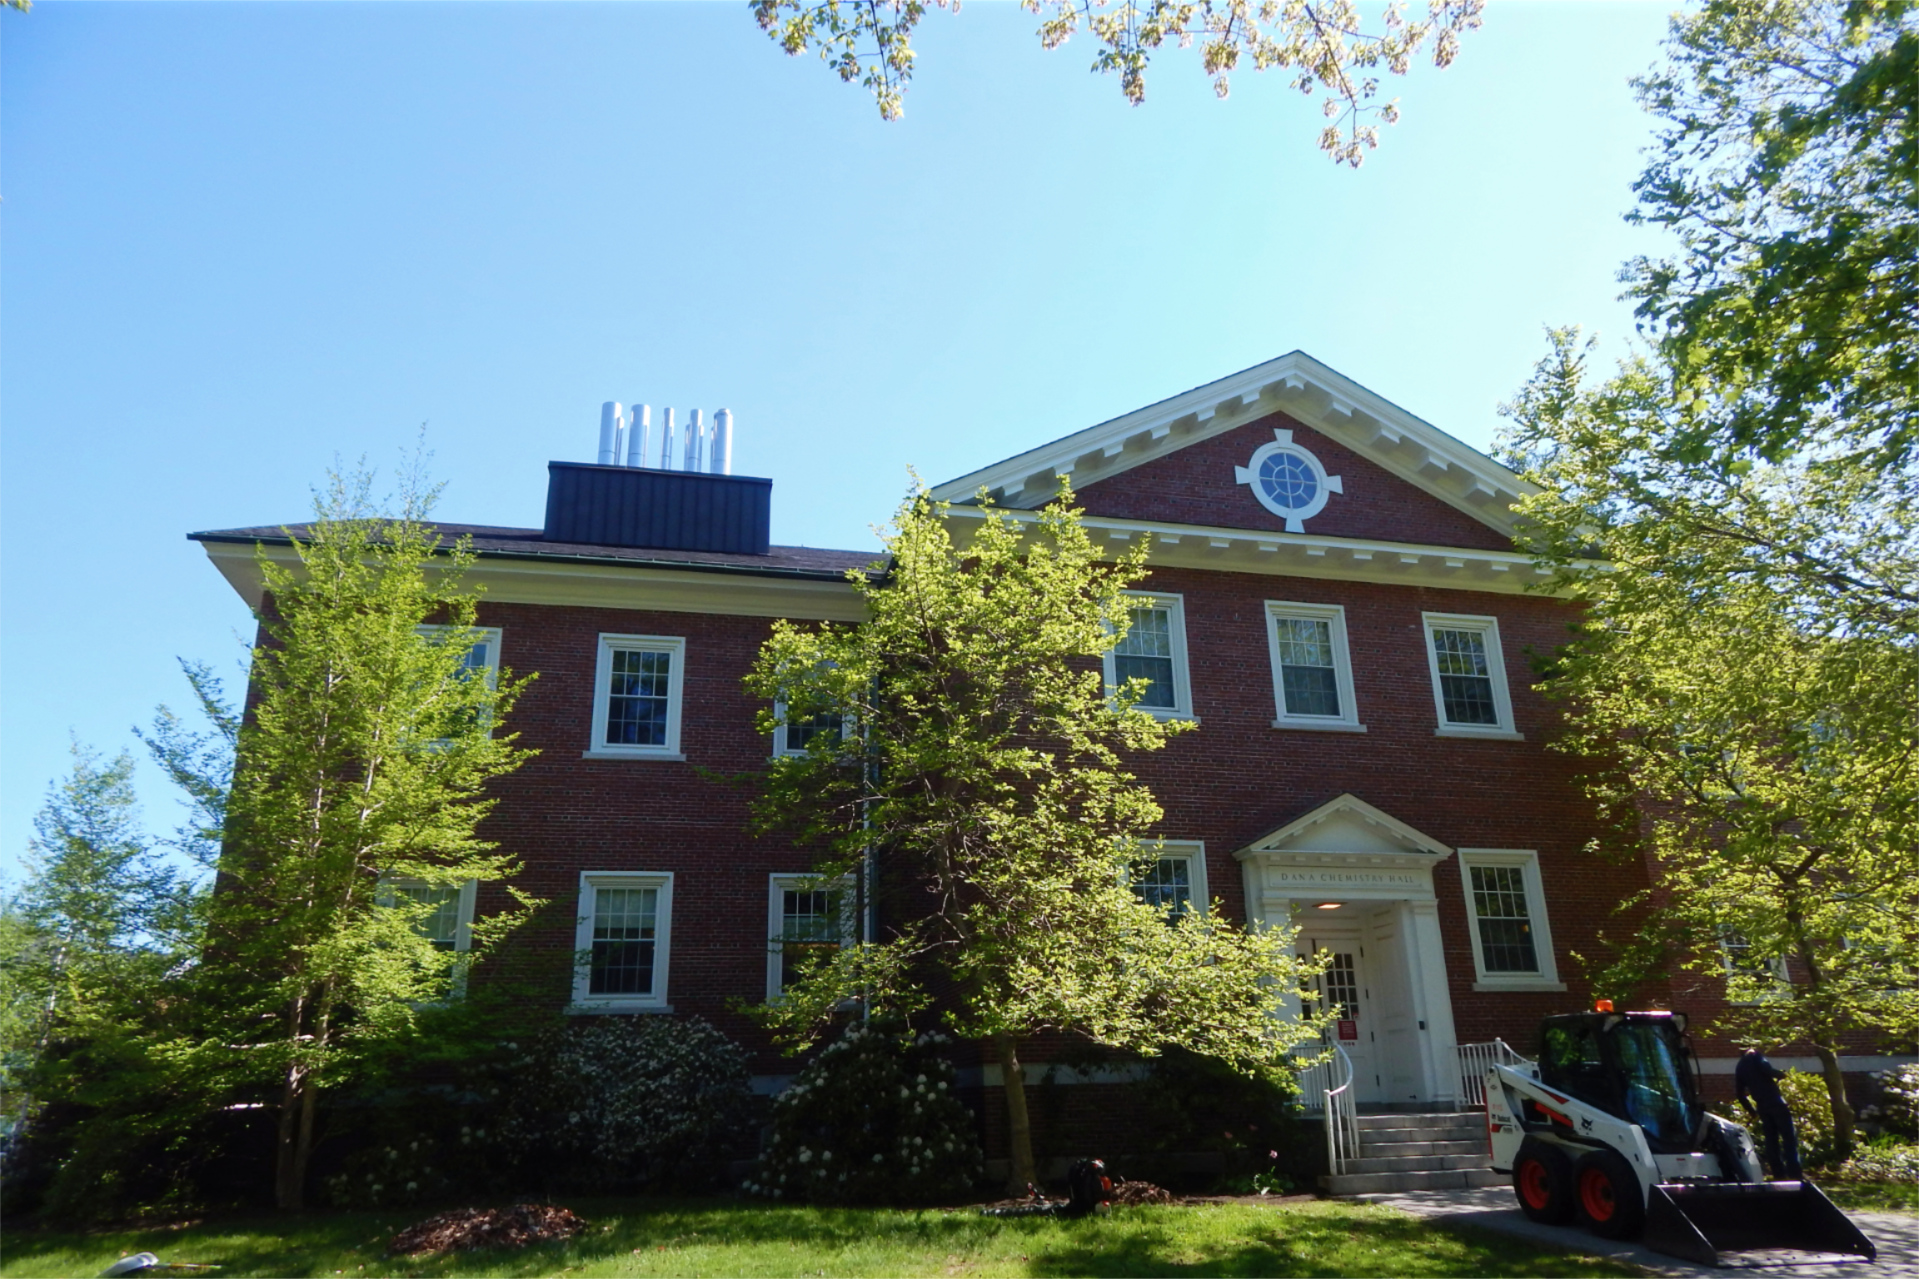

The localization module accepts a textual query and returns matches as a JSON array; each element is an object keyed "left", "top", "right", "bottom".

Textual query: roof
[
  {"left": 187, "top": 522, "right": 887, "bottom": 582},
  {"left": 930, "top": 350, "right": 1535, "bottom": 539}
]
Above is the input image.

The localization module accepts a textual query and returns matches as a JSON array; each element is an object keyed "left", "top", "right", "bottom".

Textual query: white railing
[
  {"left": 1320, "top": 1044, "right": 1360, "bottom": 1175},
  {"left": 1454, "top": 1038, "right": 1534, "bottom": 1109},
  {"left": 1294, "top": 1041, "right": 1362, "bottom": 1173}
]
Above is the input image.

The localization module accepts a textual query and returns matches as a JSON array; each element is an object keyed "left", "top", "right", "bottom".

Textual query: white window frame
[
  {"left": 1103, "top": 591, "right": 1196, "bottom": 721},
  {"left": 765, "top": 873, "right": 858, "bottom": 1001},
  {"left": 378, "top": 877, "right": 478, "bottom": 998},
  {"left": 771, "top": 700, "right": 853, "bottom": 758},
  {"left": 586, "top": 634, "right": 687, "bottom": 760},
  {"left": 1130, "top": 840, "right": 1210, "bottom": 918},
  {"left": 416, "top": 625, "right": 503, "bottom": 685},
  {"left": 1264, "top": 601, "right": 1364, "bottom": 733},
  {"left": 1421, "top": 612, "right": 1522, "bottom": 740},
  {"left": 1718, "top": 929, "right": 1790, "bottom": 1004},
  {"left": 570, "top": 871, "right": 675, "bottom": 1012},
  {"left": 1457, "top": 849, "right": 1563, "bottom": 991}
]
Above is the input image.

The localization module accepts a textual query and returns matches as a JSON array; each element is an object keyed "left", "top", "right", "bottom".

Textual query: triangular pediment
[
  {"left": 929, "top": 350, "right": 1533, "bottom": 542},
  {"left": 1235, "top": 794, "right": 1453, "bottom": 860}
]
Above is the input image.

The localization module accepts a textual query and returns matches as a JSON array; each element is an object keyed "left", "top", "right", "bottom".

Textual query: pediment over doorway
[
  {"left": 1235, "top": 795, "right": 1454, "bottom": 906},
  {"left": 1236, "top": 793, "right": 1452, "bottom": 860}
]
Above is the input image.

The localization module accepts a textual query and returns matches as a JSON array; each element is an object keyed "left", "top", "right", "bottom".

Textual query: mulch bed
[
  {"left": 1108, "top": 1179, "right": 1177, "bottom": 1206},
  {"left": 388, "top": 1203, "right": 586, "bottom": 1256}
]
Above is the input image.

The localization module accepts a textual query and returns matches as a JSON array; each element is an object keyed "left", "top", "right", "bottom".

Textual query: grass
[
  {"left": 1820, "top": 1178, "right": 1919, "bottom": 1217},
  {"left": 0, "top": 1197, "right": 1643, "bottom": 1279}
]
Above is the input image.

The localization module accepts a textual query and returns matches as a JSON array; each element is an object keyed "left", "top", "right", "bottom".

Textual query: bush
[
  {"left": 1862, "top": 1063, "right": 1919, "bottom": 1140},
  {"left": 494, "top": 1015, "right": 754, "bottom": 1193},
  {"left": 1122, "top": 1046, "right": 1312, "bottom": 1193},
  {"left": 1833, "top": 1137, "right": 1919, "bottom": 1184},
  {"left": 747, "top": 1021, "right": 981, "bottom": 1205}
]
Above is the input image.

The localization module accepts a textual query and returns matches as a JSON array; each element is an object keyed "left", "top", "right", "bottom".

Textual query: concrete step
[
  {"left": 1356, "top": 1124, "right": 1483, "bottom": 1146},
  {"left": 1355, "top": 1111, "right": 1480, "bottom": 1129},
  {"left": 1321, "top": 1167, "right": 1507, "bottom": 1196},
  {"left": 1341, "top": 1153, "right": 1494, "bottom": 1175},
  {"left": 1358, "top": 1139, "right": 1486, "bottom": 1159}
]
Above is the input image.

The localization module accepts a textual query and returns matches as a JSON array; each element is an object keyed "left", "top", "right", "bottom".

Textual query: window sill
[
  {"left": 1272, "top": 719, "right": 1366, "bottom": 733},
  {"left": 1435, "top": 727, "right": 1524, "bottom": 742},
  {"left": 581, "top": 750, "right": 687, "bottom": 762},
  {"left": 1133, "top": 709, "right": 1199, "bottom": 723},
  {"left": 1471, "top": 980, "right": 1566, "bottom": 993},
  {"left": 566, "top": 1001, "right": 675, "bottom": 1015}
]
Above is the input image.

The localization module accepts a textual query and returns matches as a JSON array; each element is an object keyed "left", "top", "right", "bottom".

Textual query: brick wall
[{"left": 1075, "top": 412, "right": 1515, "bottom": 552}]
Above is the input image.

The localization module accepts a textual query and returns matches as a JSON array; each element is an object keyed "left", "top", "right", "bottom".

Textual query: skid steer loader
[{"left": 1484, "top": 1005, "right": 1877, "bottom": 1266}]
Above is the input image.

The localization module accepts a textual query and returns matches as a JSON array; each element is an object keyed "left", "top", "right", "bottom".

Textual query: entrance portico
[{"left": 1238, "top": 794, "right": 1462, "bottom": 1108}]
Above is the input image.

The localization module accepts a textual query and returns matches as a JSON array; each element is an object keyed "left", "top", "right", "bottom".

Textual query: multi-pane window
[
  {"left": 779, "top": 710, "right": 844, "bottom": 755},
  {"left": 394, "top": 883, "right": 463, "bottom": 951},
  {"left": 607, "top": 650, "right": 673, "bottom": 746},
  {"left": 1469, "top": 864, "right": 1539, "bottom": 973},
  {"left": 1422, "top": 614, "right": 1517, "bottom": 736},
  {"left": 589, "top": 886, "right": 659, "bottom": 995},
  {"left": 1113, "top": 607, "right": 1176, "bottom": 710},
  {"left": 1431, "top": 629, "right": 1498, "bottom": 725},
  {"left": 1321, "top": 952, "right": 1359, "bottom": 1019},
  {"left": 778, "top": 888, "right": 842, "bottom": 990},
  {"left": 1266, "top": 603, "right": 1360, "bottom": 729},
  {"left": 591, "top": 636, "right": 685, "bottom": 757},
  {"left": 1458, "top": 850, "right": 1559, "bottom": 987},
  {"left": 1275, "top": 618, "right": 1340, "bottom": 717},
  {"left": 1103, "top": 594, "right": 1191, "bottom": 719},
  {"left": 572, "top": 872, "right": 673, "bottom": 1008},
  {"left": 1133, "top": 857, "right": 1192, "bottom": 914},
  {"left": 767, "top": 875, "right": 854, "bottom": 999}
]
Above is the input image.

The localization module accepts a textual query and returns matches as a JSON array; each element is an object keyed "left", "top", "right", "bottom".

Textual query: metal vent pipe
[
  {"left": 713, "top": 409, "right": 733, "bottom": 475},
  {"left": 626, "top": 404, "right": 650, "bottom": 467},
  {"left": 598, "top": 402, "right": 621, "bottom": 465}
]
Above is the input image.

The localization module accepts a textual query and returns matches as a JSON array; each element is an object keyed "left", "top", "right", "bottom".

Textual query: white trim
[
  {"left": 1233, "top": 429, "right": 1344, "bottom": 532},
  {"left": 937, "top": 506, "right": 1575, "bottom": 598},
  {"left": 765, "top": 873, "right": 857, "bottom": 1000},
  {"left": 926, "top": 350, "right": 1535, "bottom": 538},
  {"left": 1133, "top": 840, "right": 1210, "bottom": 917},
  {"left": 1456, "top": 849, "right": 1560, "bottom": 988},
  {"left": 1421, "top": 612, "right": 1520, "bottom": 738},
  {"left": 379, "top": 877, "right": 478, "bottom": 952},
  {"left": 1264, "top": 601, "right": 1363, "bottom": 732},
  {"left": 571, "top": 870, "right": 675, "bottom": 1012},
  {"left": 1103, "top": 591, "right": 1195, "bottom": 721},
  {"left": 589, "top": 634, "right": 687, "bottom": 758},
  {"left": 771, "top": 701, "right": 853, "bottom": 758},
  {"left": 416, "top": 625, "right": 503, "bottom": 686}
]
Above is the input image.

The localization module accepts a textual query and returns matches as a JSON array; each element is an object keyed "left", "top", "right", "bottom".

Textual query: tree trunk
[
  {"left": 995, "top": 1033, "right": 1036, "bottom": 1195},
  {"left": 1813, "top": 1043, "right": 1855, "bottom": 1164},
  {"left": 274, "top": 1064, "right": 307, "bottom": 1211}
]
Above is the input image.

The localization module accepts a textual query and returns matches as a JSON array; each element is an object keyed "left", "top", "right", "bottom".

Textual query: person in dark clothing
[{"left": 1736, "top": 1047, "right": 1802, "bottom": 1180}]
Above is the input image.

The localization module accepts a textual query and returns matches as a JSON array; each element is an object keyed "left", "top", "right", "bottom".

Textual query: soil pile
[
  {"left": 388, "top": 1203, "right": 586, "bottom": 1256},
  {"left": 1109, "top": 1179, "right": 1175, "bottom": 1206}
]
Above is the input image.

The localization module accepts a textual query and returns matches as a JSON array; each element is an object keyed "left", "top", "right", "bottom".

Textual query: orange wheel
[
  {"left": 1578, "top": 1165, "right": 1615, "bottom": 1223},
  {"left": 1572, "top": 1149, "right": 1645, "bottom": 1239},
  {"left": 1512, "top": 1139, "right": 1575, "bottom": 1224}
]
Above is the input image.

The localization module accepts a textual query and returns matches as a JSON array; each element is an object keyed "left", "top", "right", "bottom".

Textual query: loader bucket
[{"left": 1643, "top": 1180, "right": 1876, "bottom": 1267}]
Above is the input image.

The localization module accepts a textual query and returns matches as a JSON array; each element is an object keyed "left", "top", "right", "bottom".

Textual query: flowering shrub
[
  {"left": 325, "top": 1132, "right": 455, "bottom": 1210},
  {"left": 1861, "top": 1063, "right": 1919, "bottom": 1140},
  {"left": 745, "top": 1021, "right": 981, "bottom": 1204},
  {"left": 494, "top": 1015, "right": 754, "bottom": 1191},
  {"left": 1832, "top": 1138, "right": 1919, "bottom": 1184}
]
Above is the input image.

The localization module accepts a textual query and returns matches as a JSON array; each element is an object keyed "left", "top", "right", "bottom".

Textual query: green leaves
[{"left": 746, "top": 478, "right": 1324, "bottom": 1077}]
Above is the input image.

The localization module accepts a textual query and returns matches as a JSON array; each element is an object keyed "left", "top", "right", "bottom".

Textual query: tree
[
  {"left": 176, "top": 468, "right": 540, "bottom": 1210},
  {"left": 1623, "top": 0, "right": 1917, "bottom": 467},
  {"left": 752, "top": 0, "right": 1483, "bottom": 166},
  {"left": 745, "top": 482, "right": 1325, "bottom": 1191},
  {"left": 0, "top": 743, "right": 193, "bottom": 1136},
  {"left": 1500, "top": 329, "right": 1919, "bottom": 1163}
]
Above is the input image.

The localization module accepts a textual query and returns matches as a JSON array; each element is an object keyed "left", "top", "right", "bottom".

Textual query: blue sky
[{"left": 1, "top": 1, "right": 1674, "bottom": 873}]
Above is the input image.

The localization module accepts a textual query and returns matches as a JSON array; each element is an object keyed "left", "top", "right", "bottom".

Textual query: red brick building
[{"left": 193, "top": 350, "right": 1835, "bottom": 1116}]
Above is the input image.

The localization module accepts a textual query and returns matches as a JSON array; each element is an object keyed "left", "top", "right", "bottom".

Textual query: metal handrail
[
  {"left": 1454, "top": 1038, "right": 1534, "bottom": 1108},
  {"left": 1322, "top": 1043, "right": 1360, "bottom": 1175}
]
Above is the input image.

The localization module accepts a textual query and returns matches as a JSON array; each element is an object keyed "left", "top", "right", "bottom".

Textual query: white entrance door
[
  {"left": 1299, "top": 927, "right": 1385, "bottom": 1105},
  {"left": 1367, "top": 904, "right": 1424, "bottom": 1105}
]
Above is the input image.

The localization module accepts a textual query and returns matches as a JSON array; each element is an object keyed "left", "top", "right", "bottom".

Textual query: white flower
[{"left": 406, "top": 1181, "right": 418, "bottom": 1191}]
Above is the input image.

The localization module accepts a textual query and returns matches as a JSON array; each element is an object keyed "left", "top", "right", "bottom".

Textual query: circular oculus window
[{"left": 1233, "top": 429, "right": 1342, "bottom": 532}]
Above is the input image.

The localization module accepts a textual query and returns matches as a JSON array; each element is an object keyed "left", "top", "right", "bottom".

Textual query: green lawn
[
  {"left": 1822, "top": 1179, "right": 1919, "bottom": 1217},
  {"left": 2, "top": 1198, "right": 1639, "bottom": 1279}
]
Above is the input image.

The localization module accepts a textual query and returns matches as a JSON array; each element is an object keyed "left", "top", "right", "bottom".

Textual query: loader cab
[{"left": 1538, "top": 1012, "right": 1703, "bottom": 1153}]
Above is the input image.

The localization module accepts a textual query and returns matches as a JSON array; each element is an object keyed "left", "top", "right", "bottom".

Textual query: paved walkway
[{"left": 1354, "top": 1185, "right": 1917, "bottom": 1277}]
